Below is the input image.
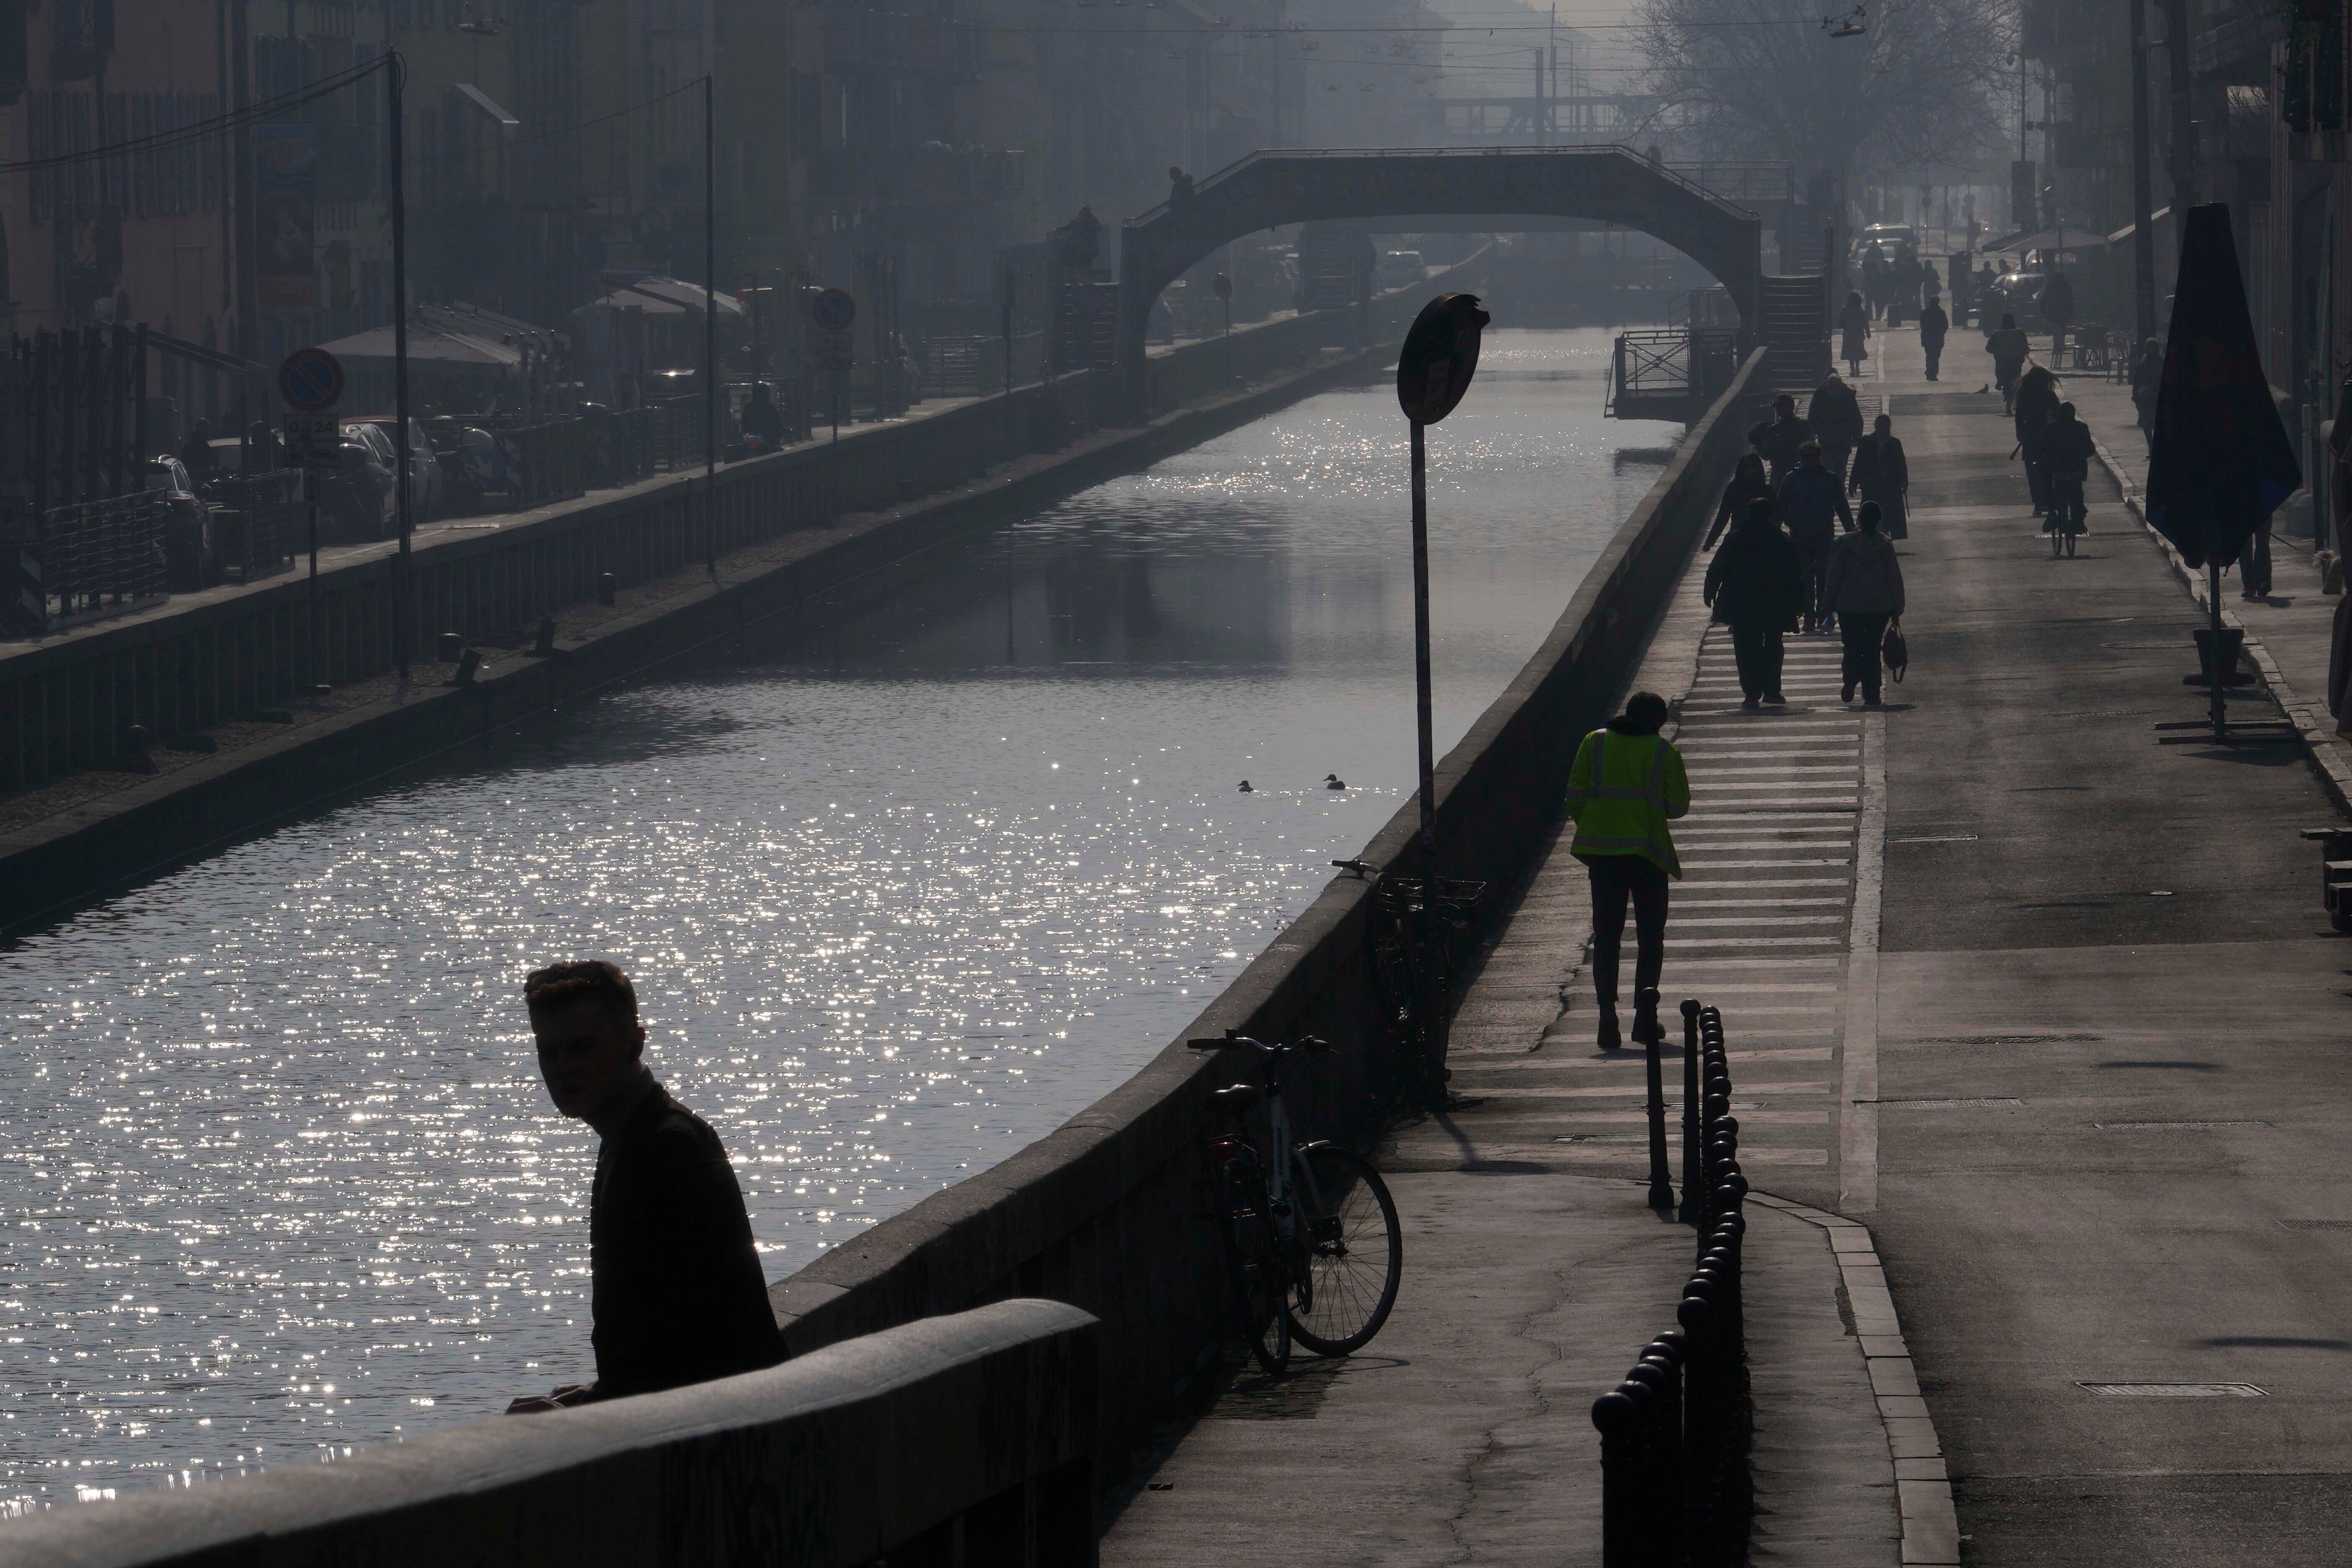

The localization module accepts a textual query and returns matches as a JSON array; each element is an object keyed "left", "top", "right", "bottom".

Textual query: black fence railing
[
  {"left": 1591, "top": 1000, "right": 1752, "bottom": 1568},
  {"left": 204, "top": 471, "right": 300, "bottom": 585},
  {"left": 0, "top": 494, "right": 168, "bottom": 637}
]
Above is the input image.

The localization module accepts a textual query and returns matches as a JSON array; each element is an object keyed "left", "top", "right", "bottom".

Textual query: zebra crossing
[{"left": 1385, "top": 618, "right": 1870, "bottom": 1204}]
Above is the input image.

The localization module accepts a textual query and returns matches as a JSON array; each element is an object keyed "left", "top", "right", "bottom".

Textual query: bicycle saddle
[{"left": 1209, "top": 1082, "right": 1265, "bottom": 1115}]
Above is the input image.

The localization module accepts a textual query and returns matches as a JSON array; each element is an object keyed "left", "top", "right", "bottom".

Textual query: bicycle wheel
[
  {"left": 1221, "top": 1159, "right": 1291, "bottom": 1374},
  {"left": 1285, "top": 1145, "right": 1403, "bottom": 1355}
]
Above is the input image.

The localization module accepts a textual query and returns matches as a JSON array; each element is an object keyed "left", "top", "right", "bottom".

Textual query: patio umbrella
[{"left": 2143, "top": 204, "right": 2301, "bottom": 741}]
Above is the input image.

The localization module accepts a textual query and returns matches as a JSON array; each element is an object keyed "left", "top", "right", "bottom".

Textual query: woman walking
[
  {"left": 1808, "top": 371, "right": 1865, "bottom": 490},
  {"left": 1839, "top": 290, "right": 1872, "bottom": 377},
  {"left": 1564, "top": 691, "right": 1689, "bottom": 1051},
  {"left": 1823, "top": 500, "right": 1907, "bottom": 707},
  {"left": 1706, "top": 450, "right": 1772, "bottom": 549},
  {"left": 1704, "top": 498, "right": 1805, "bottom": 709},
  {"left": 2131, "top": 337, "right": 2162, "bottom": 451},
  {"left": 1849, "top": 412, "right": 1910, "bottom": 540}
]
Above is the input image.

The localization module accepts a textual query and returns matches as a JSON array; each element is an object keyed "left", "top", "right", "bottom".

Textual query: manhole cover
[
  {"left": 1873, "top": 1097, "right": 2024, "bottom": 1109},
  {"left": 2078, "top": 1382, "right": 2267, "bottom": 1397},
  {"left": 2277, "top": 1219, "right": 2352, "bottom": 1230},
  {"left": 2095, "top": 1120, "right": 2271, "bottom": 1130},
  {"left": 1911, "top": 1033, "right": 2102, "bottom": 1045}
]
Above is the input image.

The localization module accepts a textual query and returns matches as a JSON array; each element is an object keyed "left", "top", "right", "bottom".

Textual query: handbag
[{"left": 1882, "top": 619, "right": 1908, "bottom": 683}]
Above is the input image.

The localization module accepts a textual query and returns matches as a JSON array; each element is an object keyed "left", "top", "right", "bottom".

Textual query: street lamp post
[{"left": 390, "top": 53, "right": 413, "bottom": 682}]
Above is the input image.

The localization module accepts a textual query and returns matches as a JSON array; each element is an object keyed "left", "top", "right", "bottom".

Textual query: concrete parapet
[{"left": 0, "top": 1299, "right": 1100, "bottom": 1568}]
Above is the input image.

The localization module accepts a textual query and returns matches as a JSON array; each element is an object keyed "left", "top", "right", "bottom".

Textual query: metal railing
[
  {"left": 204, "top": 471, "right": 299, "bottom": 584},
  {"left": 1592, "top": 1000, "right": 1752, "bottom": 1568},
  {"left": 15, "top": 494, "right": 168, "bottom": 634},
  {"left": 498, "top": 420, "right": 589, "bottom": 512}
]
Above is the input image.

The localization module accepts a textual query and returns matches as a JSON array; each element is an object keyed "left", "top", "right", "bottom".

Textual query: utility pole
[
  {"left": 2129, "top": 0, "right": 2159, "bottom": 343},
  {"left": 704, "top": 70, "right": 718, "bottom": 578},
  {"left": 2160, "top": 0, "right": 2197, "bottom": 209},
  {"left": 390, "top": 52, "right": 413, "bottom": 683}
]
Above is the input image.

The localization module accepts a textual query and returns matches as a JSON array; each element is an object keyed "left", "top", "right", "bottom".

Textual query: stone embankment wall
[
  {"left": 765, "top": 349, "right": 1772, "bottom": 1470},
  {"left": 0, "top": 282, "right": 1462, "bottom": 930}
]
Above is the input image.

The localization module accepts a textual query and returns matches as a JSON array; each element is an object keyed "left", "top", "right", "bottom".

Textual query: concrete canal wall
[
  {"left": 0, "top": 279, "right": 1467, "bottom": 931},
  {"left": 0, "top": 1300, "right": 1100, "bottom": 1568}
]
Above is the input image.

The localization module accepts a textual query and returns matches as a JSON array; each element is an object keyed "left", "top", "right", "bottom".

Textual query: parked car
[
  {"left": 344, "top": 415, "right": 443, "bottom": 521},
  {"left": 322, "top": 438, "right": 397, "bottom": 543},
  {"left": 1377, "top": 250, "right": 1428, "bottom": 289},
  {"left": 1851, "top": 224, "right": 1918, "bottom": 269},
  {"left": 144, "top": 456, "right": 215, "bottom": 591}
]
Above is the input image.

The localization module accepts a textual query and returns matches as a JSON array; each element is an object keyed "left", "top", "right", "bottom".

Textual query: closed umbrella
[{"left": 2143, "top": 204, "right": 2301, "bottom": 743}]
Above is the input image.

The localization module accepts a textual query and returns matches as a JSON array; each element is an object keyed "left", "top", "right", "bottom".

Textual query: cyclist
[{"left": 1563, "top": 691, "right": 1689, "bottom": 1052}]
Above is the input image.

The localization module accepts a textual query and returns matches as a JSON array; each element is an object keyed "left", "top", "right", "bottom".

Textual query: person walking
[
  {"left": 1949, "top": 256, "right": 1972, "bottom": 327},
  {"left": 1704, "top": 497, "right": 1805, "bottom": 708},
  {"left": 1808, "top": 370, "right": 1865, "bottom": 489},
  {"left": 1707, "top": 450, "right": 1774, "bottom": 549},
  {"left": 2032, "top": 399, "right": 2095, "bottom": 544},
  {"left": 1838, "top": 290, "right": 1872, "bottom": 378},
  {"left": 1746, "top": 392, "right": 1814, "bottom": 489},
  {"left": 1822, "top": 501, "right": 1906, "bottom": 706},
  {"left": 1564, "top": 691, "right": 1689, "bottom": 1052},
  {"left": 2131, "top": 337, "right": 2163, "bottom": 451},
  {"left": 2013, "top": 364, "right": 2061, "bottom": 516},
  {"left": 1888, "top": 249, "right": 1919, "bottom": 328},
  {"left": 1986, "top": 312, "right": 2030, "bottom": 413},
  {"left": 2038, "top": 268, "right": 2076, "bottom": 365},
  {"left": 1918, "top": 292, "right": 1950, "bottom": 382},
  {"left": 1777, "top": 438, "right": 1854, "bottom": 633},
  {"left": 1862, "top": 249, "right": 1887, "bottom": 320},
  {"left": 1849, "top": 411, "right": 1911, "bottom": 540}
]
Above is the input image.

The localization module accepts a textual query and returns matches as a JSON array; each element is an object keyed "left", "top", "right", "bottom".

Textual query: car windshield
[{"left": 142, "top": 469, "right": 177, "bottom": 492}]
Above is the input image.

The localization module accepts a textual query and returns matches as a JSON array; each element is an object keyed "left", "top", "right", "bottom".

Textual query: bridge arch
[{"left": 1116, "top": 146, "right": 1767, "bottom": 416}]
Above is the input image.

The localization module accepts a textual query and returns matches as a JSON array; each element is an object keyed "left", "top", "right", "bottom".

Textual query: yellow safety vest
[{"left": 1565, "top": 728, "right": 1689, "bottom": 877}]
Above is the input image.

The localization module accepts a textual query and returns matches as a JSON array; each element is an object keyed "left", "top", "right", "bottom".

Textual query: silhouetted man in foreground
[{"left": 506, "top": 961, "right": 784, "bottom": 1413}]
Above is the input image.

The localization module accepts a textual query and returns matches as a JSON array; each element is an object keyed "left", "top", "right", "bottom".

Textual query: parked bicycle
[
  {"left": 1191, "top": 1032, "right": 1404, "bottom": 1374},
  {"left": 1343, "top": 860, "right": 1485, "bottom": 1113}
]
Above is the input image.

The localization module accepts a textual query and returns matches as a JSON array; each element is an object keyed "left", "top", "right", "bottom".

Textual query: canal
[{"left": 0, "top": 328, "right": 1680, "bottom": 1509}]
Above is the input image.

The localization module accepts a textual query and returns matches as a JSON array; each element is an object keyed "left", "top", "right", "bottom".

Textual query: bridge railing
[{"left": 0, "top": 1300, "right": 1101, "bottom": 1568}]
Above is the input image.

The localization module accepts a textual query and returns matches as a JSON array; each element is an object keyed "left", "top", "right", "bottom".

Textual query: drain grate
[
  {"left": 1872, "top": 1097, "right": 2023, "bottom": 1109},
  {"left": 2277, "top": 1219, "right": 2352, "bottom": 1230},
  {"left": 2078, "top": 1382, "right": 2267, "bottom": 1398},
  {"left": 2096, "top": 1120, "right": 2271, "bottom": 1130},
  {"left": 1911, "top": 1033, "right": 2102, "bottom": 1045}
]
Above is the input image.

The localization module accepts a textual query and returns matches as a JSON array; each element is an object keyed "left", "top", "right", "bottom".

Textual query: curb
[
  {"left": 1751, "top": 1191, "right": 1958, "bottom": 1566},
  {"left": 2089, "top": 433, "right": 2352, "bottom": 816}
]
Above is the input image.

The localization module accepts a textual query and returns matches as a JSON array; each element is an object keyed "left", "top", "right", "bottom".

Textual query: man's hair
[
  {"left": 1774, "top": 392, "right": 1795, "bottom": 413},
  {"left": 1619, "top": 691, "right": 1670, "bottom": 735},
  {"left": 1858, "top": 500, "right": 1882, "bottom": 534},
  {"left": 2058, "top": 400, "right": 2076, "bottom": 417},
  {"left": 1744, "top": 497, "right": 1776, "bottom": 529},
  {"left": 525, "top": 960, "right": 640, "bottom": 1026},
  {"left": 1799, "top": 439, "right": 1822, "bottom": 459},
  {"left": 2001, "top": 313, "right": 2017, "bottom": 328}
]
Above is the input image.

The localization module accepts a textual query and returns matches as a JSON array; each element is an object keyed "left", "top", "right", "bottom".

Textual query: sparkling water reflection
[{"left": 0, "top": 330, "right": 1677, "bottom": 1510}]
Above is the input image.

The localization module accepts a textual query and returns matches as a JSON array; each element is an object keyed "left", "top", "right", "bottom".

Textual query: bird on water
[
  {"left": 1325, "top": 774, "right": 1347, "bottom": 790},
  {"left": 1237, "top": 780, "right": 1254, "bottom": 793}
]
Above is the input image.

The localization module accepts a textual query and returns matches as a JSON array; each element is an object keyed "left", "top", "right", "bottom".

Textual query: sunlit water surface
[{"left": 0, "top": 330, "right": 1677, "bottom": 1509}]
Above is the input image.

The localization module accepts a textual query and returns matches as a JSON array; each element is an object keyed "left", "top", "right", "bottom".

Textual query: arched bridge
[{"left": 1117, "top": 145, "right": 1768, "bottom": 416}]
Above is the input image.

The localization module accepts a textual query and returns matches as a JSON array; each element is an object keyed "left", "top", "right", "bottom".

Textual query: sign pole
[
  {"left": 390, "top": 52, "right": 413, "bottom": 682},
  {"left": 307, "top": 467, "right": 323, "bottom": 690},
  {"left": 704, "top": 71, "right": 718, "bottom": 578}
]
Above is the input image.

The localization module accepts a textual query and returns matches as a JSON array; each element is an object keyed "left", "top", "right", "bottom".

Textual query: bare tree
[{"left": 1634, "top": 0, "right": 2013, "bottom": 191}]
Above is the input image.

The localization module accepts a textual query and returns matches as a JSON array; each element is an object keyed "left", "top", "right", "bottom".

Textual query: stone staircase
[{"left": 1762, "top": 274, "right": 1831, "bottom": 393}]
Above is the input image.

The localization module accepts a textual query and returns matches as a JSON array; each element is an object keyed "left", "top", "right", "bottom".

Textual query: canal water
[{"left": 0, "top": 328, "right": 1680, "bottom": 1510}]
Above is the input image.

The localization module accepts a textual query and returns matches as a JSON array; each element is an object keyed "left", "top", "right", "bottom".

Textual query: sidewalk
[{"left": 1865, "top": 324, "right": 2352, "bottom": 1563}]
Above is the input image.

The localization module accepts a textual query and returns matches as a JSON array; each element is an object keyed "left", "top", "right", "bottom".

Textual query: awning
[
  {"left": 2106, "top": 207, "right": 2174, "bottom": 246},
  {"left": 314, "top": 325, "right": 524, "bottom": 369},
  {"left": 1988, "top": 227, "right": 2107, "bottom": 257},
  {"left": 588, "top": 289, "right": 689, "bottom": 317},
  {"left": 609, "top": 276, "right": 745, "bottom": 317}
]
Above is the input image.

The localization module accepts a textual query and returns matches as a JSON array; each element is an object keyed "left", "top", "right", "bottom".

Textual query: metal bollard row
[{"left": 1591, "top": 1000, "right": 1753, "bottom": 1568}]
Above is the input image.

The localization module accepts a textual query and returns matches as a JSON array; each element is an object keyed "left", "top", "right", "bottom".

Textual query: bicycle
[
  {"left": 1191, "top": 1032, "right": 1405, "bottom": 1375},
  {"left": 1344, "top": 859, "right": 1485, "bottom": 1113}
]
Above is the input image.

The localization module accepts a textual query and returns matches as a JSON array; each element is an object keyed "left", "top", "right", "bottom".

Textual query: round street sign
[
  {"left": 1396, "top": 293, "right": 1491, "bottom": 426},
  {"left": 279, "top": 347, "right": 345, "bottom": 413},
  {"left": 809, "top": 288, "right": 856, "bottom": 334}
]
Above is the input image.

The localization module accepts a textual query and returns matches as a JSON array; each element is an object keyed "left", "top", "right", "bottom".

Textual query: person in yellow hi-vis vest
[{"left": 1563, "top": 691, "right": 1689, "bottom": 1051}]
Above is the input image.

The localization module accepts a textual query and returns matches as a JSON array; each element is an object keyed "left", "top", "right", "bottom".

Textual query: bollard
[
  {"left": 597, "top": 569, "right": 617, "bottom": 606},
  {"left": 1644, "top": 1001, "right": 1675, "bottom": 1210},
  {"left": 1679, "top": 999, "right": 1702, "bottom": 1224},
  {"left": 436, "top": 630, "right": 462, "bottom": 662},
  {"left": 534, "top": 615, "right": 557, "bottom": 656},
  {"left": 1591, "top": 1382, "right": 1653, "bottom": 1568}
]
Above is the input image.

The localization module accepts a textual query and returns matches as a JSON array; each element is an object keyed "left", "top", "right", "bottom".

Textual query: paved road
[{"left": 1865, "top": 326, "right": 2352, "bottom": 1562}]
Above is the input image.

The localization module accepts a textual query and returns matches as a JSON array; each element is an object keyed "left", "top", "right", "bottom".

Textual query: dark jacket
[
  {"left": 2034, "top": 414, "right": 2096, "bottom": 482},
  {"left": 1703, "top": 517, "right": 1805, "bottom": 627},
  {"left": 1823, "top": 530, "right": 1906, "bottom": 616},
  {"left": 2039, "top": 274, "right": 2075, "bottom": 326},
  {"left": 1707, "top": 471, "right": 1773, "bottom": 549},
  {"left": 1986, "top": 326, "right": 2030, "bottom": 369},
  {"left": 1917, "top": 302, "right": 1949, "bottom": 346},
  {"left": 588, "top": 1077, "right": 786, "bottom": 1400},
  {"left": 1849, "top": 432, "right": 1909, "bottom": 498},
  {"left": 2013, "top": 374, "right": 2062, "bottom": 447},
  {"left": 1777, "top": 463, "right": 1854, "bottom": 549},
  {"left": 1746, "top": 413, "right": 1813, "bottom": 480},
  {"left": 1808, "top": 382, "right": 1865, "bottom": 447}
]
